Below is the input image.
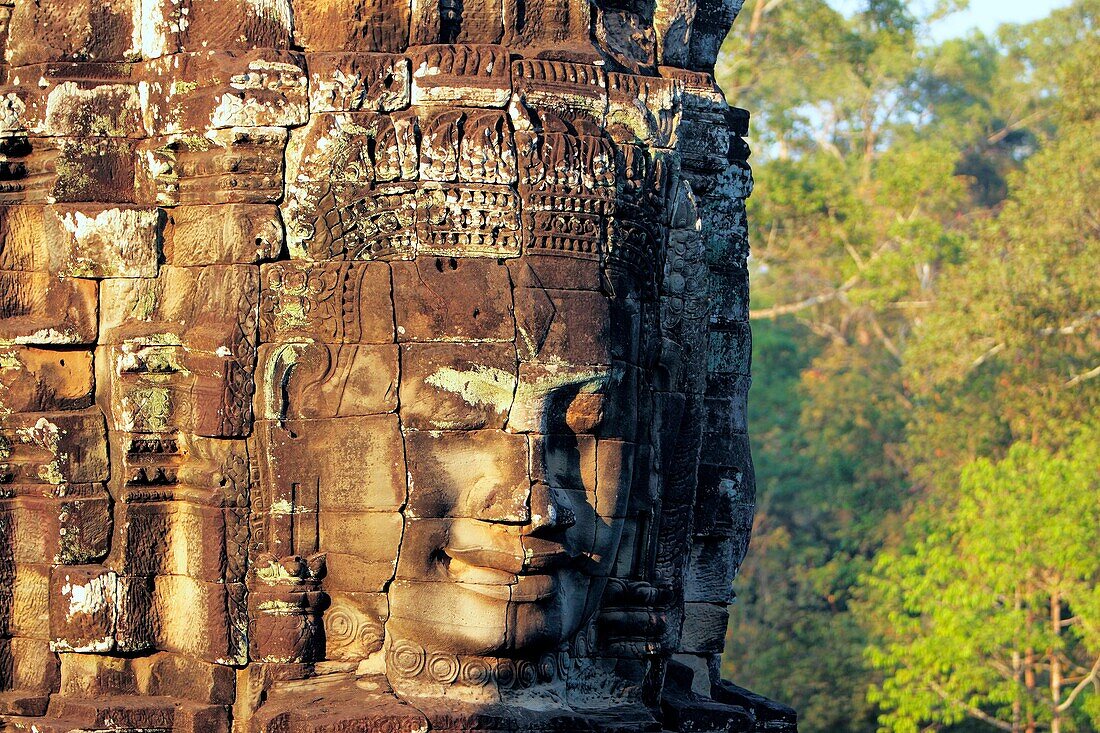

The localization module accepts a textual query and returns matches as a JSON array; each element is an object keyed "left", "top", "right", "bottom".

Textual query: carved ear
[
  {"left": 686, "top": 0, "right": 746, "bottom": 71},
  {"left": 650, "top": 336, "right": 683, "bottom": 391}
]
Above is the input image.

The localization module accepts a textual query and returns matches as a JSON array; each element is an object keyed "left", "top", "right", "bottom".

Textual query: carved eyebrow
[{"left": 524, "top": 367, "right": 619, "bottom": 394}]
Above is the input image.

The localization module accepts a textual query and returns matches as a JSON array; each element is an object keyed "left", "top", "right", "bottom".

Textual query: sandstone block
[
  {"left": 399, "top": 342, "right": 517, "bottom": 430},
  {"left": 260, "top": 261, "right": 394, "bottom": 344},
  {"left": 140, "top": 0, "right": 292, "bottom": 57},
  {"left": 318, "top": 511, "right": 404, "bottom": 578},
  {"left": 140, "top": 52, "right": 308, "bottom": 135},
  {"left": 96, "top": 342, "right": 256, "bottom": 439},
  {"left": 595, "top": 439, "right": 636, "bottom": 518},
  {"left": 0, "top": 272, "right": 97, "bottom": 345},
  {"left": 11, "top": 563, "right": 52, "bottom": 639},
  {"left": 529, "top": 433, "right": 597, "bottom": 494},
  {"left": 37, "top": 79, "right": 144, "bottom": 139},
  {"left": 321, "top": 512, "right": 405, "bottom": 592},
  {"left": 2, "top": 637, "right": 60, "bottom": 699},
  {"left": 392, "top": 258, "right": 514, "bottom": 342},
  {"left": 0, "top": 346, "right": 94, "bottom": 413},
  {"left": 152, "top": 575, "right": 246, "bottom": 664},
  {"left": 7, "top": 493, "right": 110, "bottom": 565},
  {"left": 512, "top": 59, "right": 609, "bottom": 120},
  {"left": 707, "top": 264, "right": 750, "bottom": 325},
  {"left": 107, "top": 501, "right": 227, "bottom": 581},
  {"left": 404, "top": 429, "right": 530, "bottom": 520},
  {"left": 684, "top": 537, "right": 736, "bottom": 604},
  {"left": 703, "top": 375, "right": 750, "bottom": 437},
  {"left": 24, "top": 137, "right": 138, "bottom": 204},
  {"left": 254, "top": 415, "right": 406, "bottom": 512},
  {"left": 308, "top": 53, "right": 412, "bottom": 112},
  {"left": 706, "top": 322, "right": 751, "bottom": 376},
  {"left": 139, "top": 652, "right": 238, "bottom": 704},
  {"left": 256, "top": 342, "right": 399, "bottom": 420},
  {"left": 58, "top": 652, "right": 139, "bottom": 697},
  {"left": 0, "top": 410, "right": 108, "bottom": 485},
  {"left": 163, "top": 204, "right": 283, "bottom": 265},
  {"left": 6, "top": 0, "right": 138, "bottom": 66},
  {"left": 292, "top": 0, "right": 410, "bottom": 53},
  {"left": 678, "top": 602, "right": 729, "bottom": 654},
  {"left": 513, "top": 286, "right": 618, "bottom": 364},
  {"left": 136, "top": 127, "right": 287, "bottom": 206},
  {"left": 387, "top": 577, "right": 509, "bottom": 652},
  {"left": 409, "top": 45, "right": 511, "bottom": 108},
  {"left": 606, "top": 73, "right": 682, "bottom": 148},
  {"left": 49, "top": 565, "right": 117, "bottom": 652},
  {"left": 507, "top": 255, "right": 604, "bottom": 293},
  {"left": 323, "top": 592, "right": 388, "bottom": 660},
  {"left": 44, "top": 205, "right": 161, "bottom": 278},
  {"left": 0, "top": 205, "right": 50, "bottom": 271},
  {"left": 508, "top": 361, "right": 638, "bottom": 440}
]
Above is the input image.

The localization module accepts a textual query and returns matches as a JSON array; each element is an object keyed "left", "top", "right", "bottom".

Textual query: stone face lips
[{"left": 0, "top": 0, "right": 785, "bottom": 730}]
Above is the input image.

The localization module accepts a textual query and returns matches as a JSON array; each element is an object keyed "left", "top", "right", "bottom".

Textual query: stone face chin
[{"left": 0, "top": 0, "right": 794, "bottom": 730}]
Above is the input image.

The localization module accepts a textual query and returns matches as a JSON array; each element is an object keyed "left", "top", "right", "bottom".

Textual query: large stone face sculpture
[{"left": 0, "top": 0, "right": 794, "bottom": 729}]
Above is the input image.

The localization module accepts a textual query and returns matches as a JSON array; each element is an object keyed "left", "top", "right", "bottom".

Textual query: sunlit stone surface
[{"left": 0, "top": 0, "right": 795, "bottom": 729}]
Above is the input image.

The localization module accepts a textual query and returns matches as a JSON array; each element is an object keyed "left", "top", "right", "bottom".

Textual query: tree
[
  {"left": 863, "top": 433, "right": 1100, "bottom": 733},
  {"left": 862, "top": 7, "right": 1100, "bottom": 730},
  {"left": 718, "top": 2, "right": 1029, "bottom": 728},
  {"left": 720, "top": 1, "right": 1098, "bottom": 730}
]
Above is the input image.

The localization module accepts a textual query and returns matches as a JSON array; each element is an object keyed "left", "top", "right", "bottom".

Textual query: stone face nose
[{"left": 527, "top": 482, "right": 577, "bottom": 534}]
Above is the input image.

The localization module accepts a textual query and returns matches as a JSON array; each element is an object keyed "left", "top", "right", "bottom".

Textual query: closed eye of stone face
[{"left": 422, "top": 363, "right": 518, "bottom": 415}]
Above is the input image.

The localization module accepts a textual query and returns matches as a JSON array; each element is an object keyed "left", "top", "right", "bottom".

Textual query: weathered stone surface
[
  {"left": 164, "top": 204, "right": 283, "bottom": 265},
  {"left": 0, "top": 0, "right": 788, "bottom": 728},
  {"left": 0, "top": 272, "right": 98, "bottom": 344},
  {"left": 0, "top": 410, "right": 108, "bottom": 484},
  {"left": 392, "top": 258, "right": 514, "bottom": 342},
  {"left": 404, "top": 429, "right": 530, "bottom": 519},
  {"left": 255, "top": 415, "right": 406, "bottom": 512},
  {"left": 260, "top": 260, "right": 393, "bottom": 344},
  {"left": 5, "top": 492, "right": 110, "bottom": 564},
  {"left": 399, "top": 342, "right": 517, "bottom": 430},
  {"left": 0, "top": 346, "right": 94, "bottom": 412}
]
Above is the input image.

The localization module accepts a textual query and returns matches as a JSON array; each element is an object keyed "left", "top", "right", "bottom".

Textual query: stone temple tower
[{"left": 0, "top": 0, "right": 795, "bottom": 729}]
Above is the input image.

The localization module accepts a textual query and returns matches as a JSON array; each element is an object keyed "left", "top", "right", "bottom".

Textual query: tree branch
[
  {"left": 1065, "top": 365, "right": 1100, "bottom": 388},
  {"left": 970, "top": 342, "right": 1006, "bottom": 370},
  {"left": 1038, "top": 311, "right": 1100, "bottom": 336},
  {"left": 749, "top": 275, "right": 858, "bottom": 319},
  {"left": 1056, "top": 654, "right": 1100, "bottom": 712},
  {"left": 987, "top": 110, "right": 1047, "bottom": 145},
  {"left": 928, "top": 681, "right": 1016, "bottom": 732}
]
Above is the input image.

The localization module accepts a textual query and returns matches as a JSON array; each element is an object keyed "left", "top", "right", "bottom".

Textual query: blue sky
[
  {"left": 928, "top": 0, "right": 1072, "bottom": 40},
  {"left": 830, "top": 0, "right": 1072, "bottom": 40}
]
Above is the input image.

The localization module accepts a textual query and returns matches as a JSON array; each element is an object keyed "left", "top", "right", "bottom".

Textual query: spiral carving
[
  {"left": 428, "top": 652, "right": 461, "bottom": 684},
  {"left": 326, "top": 604, "right": 356, "bottom": 646},
  {"left": 390, "top": 639, "right": 427, "bottom": 677},
  {"left": 459, "top": 657, "right": 494, "bottom": 686}
]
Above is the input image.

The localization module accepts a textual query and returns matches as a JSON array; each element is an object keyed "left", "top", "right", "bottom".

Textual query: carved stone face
[
  {"left": 255, "top": 84, "right": 661, "bottom": 661},
  {"left": 384, "top": 258, "right": 644, "bottom": 655}
]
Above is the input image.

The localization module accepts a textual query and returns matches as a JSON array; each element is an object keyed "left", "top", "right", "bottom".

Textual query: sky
[
  {"left": 830, "top": 0, "right": 1073, "bottom": 40},
  {"left": 927, "top": 0, "right": 1073, "bottom": 40}
]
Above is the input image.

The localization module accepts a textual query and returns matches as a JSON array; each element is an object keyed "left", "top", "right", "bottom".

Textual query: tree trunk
[
  {"left": 1050, "top": 589, "right": 1062, "bottom": 733},
  {"left": 1025, "top": 643, "right": 1037, "bottom": 733},
  {"left": 1013, "top": 588, "right": 1023, "bottom": 733}
]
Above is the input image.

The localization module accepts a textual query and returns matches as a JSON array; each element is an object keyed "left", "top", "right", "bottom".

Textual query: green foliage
[
  {"left": 717, "top": 1, "right": 1099, "bottom": 731},
  {"left": 863, "top": 433, "right": 1100, "bottom": 732}
]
